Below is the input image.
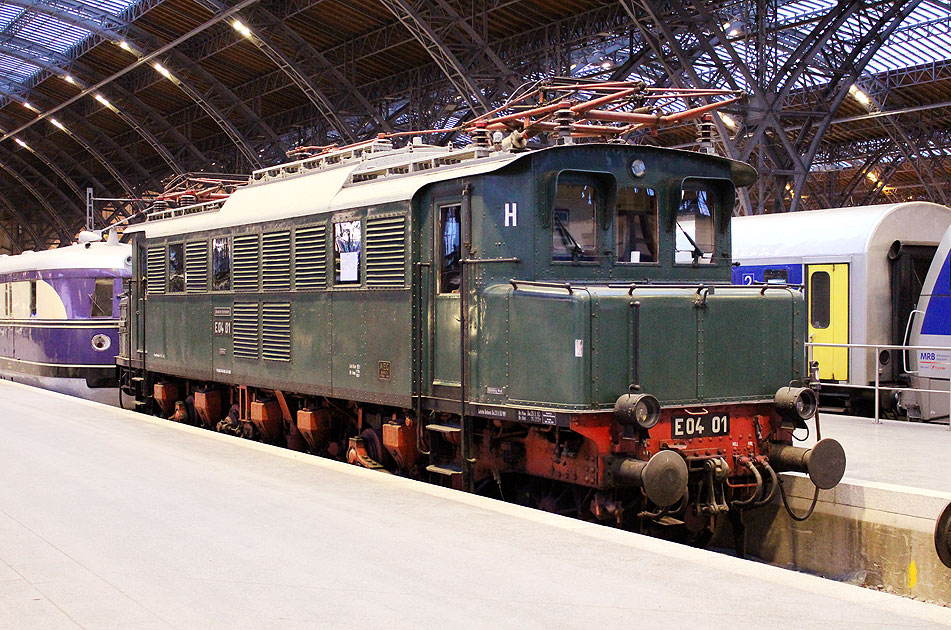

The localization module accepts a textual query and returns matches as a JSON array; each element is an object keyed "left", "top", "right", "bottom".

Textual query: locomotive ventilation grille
[
  {"left": 295, "top": 226, "right": 327, "bottom": 290},
  {"left": 146, "top": 245, "right": 165, "bottom": 294},
  {"left": 262, "top": 302, "right": 291, "bottom": 361},
  {"left": 232, "top": 302, "right": 260, "bottom": 359},
  {"left": 233, "top": 234, "right": 261, "bottom": 292},
  {"left": 262, "top": 231, "right": 291, "bottom": 292},
  {"left": 185, "top": 241, "right": 208, "bottom": 293},
  {"left": 366, "top": 215, "right": 406, "bottom": 287}
]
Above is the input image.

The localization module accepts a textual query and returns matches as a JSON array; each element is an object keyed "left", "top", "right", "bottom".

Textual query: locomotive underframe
[{"left": 119, "top": 361, "right": 800, "bottom": 541}]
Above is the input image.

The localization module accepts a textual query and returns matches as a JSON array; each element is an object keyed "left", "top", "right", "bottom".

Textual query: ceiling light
[
  {"left": 850, "top": 84, "right": 870, "bottom": 106},
  {"left": 601, "top": 61, "right": 612, "bottom": 69},
  {"left": 720, "top": 113, "right": 737, "bottom": 129},
  {"left": 866, "top": 171, "right": 878, "bottom": 183},
  {"left": 153, "top": 62, "right": 172, "bottom": 79},
  {"left": 50, "top": 118, "right": 65, "bottom": 131},
  {"left": 94, "top": 94, "right": 112, "bottom": 109},
  {"left": 64, "top": 75, "right": 76, "bottom": 84},
  {"left": 22, "top": 101, "right": 38, "bottom": 112},
  {"left": 722, "top": 22, "right": 731, "bottom": 30},
  {"left": 14, "top": 138, "right": 28, "bottom": 149},
  {"left": 728, "top": 28, "right": 740, "bottom": 37},
  {"left": 232, "top": 20, "right": 252, "bottom": 38},
  {"left": 118, "top": 40, "right": 132, "bottom": 52}
]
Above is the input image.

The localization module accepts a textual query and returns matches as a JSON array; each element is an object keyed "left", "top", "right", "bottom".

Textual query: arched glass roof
[{"left": 0, "top": 0, "right": 140, "bottom": 91}]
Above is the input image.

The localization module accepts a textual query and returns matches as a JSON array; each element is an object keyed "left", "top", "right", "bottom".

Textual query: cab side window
[
  {"left": 616, "top": 187, "right": 657, "bottom": 263},
  {"left": 676, "top": 181, "right": 719, "bottom": 265},
  {"left": 91, "top": 279, "right": 113, "bottom": 318},
  {"left": 552, "top": 179, "right": 598, "bottom": 262},
  {"left": 439, "top": 205, "right": 461, "bottom": 293}
]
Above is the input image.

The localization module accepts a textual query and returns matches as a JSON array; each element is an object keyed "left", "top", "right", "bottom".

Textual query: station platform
[
  {"left": 805, "top": 412, "right": 951, "bottom": 493},
  {"left": 1, "top": 380, "right": 950, "bottom": 629}
]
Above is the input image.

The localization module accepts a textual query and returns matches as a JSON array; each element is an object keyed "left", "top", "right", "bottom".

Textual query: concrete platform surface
[
  {"left": 806, "top": 413, "right": 951, "bottom": 493},
  {"left": 1, "top": 381, "right": 950, "bottom": 629}
]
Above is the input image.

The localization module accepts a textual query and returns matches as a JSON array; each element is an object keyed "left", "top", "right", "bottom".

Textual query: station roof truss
[{"left": 0, "top": 0, "right": 949, "bottom": 249}]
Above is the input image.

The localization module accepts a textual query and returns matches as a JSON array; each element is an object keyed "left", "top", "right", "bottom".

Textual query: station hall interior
[{"left": 0, "top": 1, "right": 950, "bottom": 628}]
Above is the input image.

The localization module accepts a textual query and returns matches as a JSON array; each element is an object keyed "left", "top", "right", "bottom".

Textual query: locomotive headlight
[
  {"left": 774, "top": 386, "right": 818, "bottom": 420},
  {"left": 615, "top": 393, "right": 661, "bottom": 429}
]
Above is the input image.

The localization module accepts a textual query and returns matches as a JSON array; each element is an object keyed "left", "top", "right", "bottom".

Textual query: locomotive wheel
[{"left": 516, "top": 478, "right": 590, "bottom": 519}]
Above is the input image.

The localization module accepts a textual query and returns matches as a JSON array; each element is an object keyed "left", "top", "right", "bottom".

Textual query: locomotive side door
[
  {"left": 431, "top": 199, "right": 463, "bottom": 388},
  {"left": 808, "top": 263, "right": 849, "bottom": 381}
]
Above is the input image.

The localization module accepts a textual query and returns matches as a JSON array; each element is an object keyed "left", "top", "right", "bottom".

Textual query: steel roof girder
[
  {"left": 0, "top": 158, "right": 73, "bottom": 242},
  {"left": 794, "top": 1, "right": 925, "bottom": 188},
  {"left": 0, "top": 219, "right": 24, "bottom": 253},
  {"left": 239, "top": 3, "right": 393, "bottom": 134},
  {"left": 6, "top": 0, "right": 273, "bottom": 170},
  {"left": 0, "top": 147, "right": 83, "bottom": 221},
  {"left": 188, "top": 0, "right": 357, "bottom": 141},
  {"left": 0, "top": 86, "right": 136, "bottom": 206},
  {"left": 5, "top": 33, "right": 196, "bottom": 174},
  {"left": 0, "top": 194, "right": 43, "bottom": 250},
  {"left": 0, "top": 10, "right": 193, "bottom": 176},
  {"left": 380, "top": 0, "right": 489, "bottom": 113}
]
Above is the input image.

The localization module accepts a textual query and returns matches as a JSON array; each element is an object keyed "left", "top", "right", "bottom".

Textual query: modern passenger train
[
  {"left": 732, "top": 203, "right": 951, "bottom": 414},
  {"left": 900, "top": 222, "right": 951, "bottom": 421},
  {"left": 0, "top": 232, "right": 132, "bottom": 404}
]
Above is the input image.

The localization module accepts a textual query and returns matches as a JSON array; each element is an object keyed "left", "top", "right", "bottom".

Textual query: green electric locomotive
[{"left": 118, "top": 133, "right": 845, "bottom": 542}]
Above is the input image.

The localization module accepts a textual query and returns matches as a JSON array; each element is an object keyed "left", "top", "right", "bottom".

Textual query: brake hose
[{"left": 778, "top": 477, "right": 820, "bottom": 522}]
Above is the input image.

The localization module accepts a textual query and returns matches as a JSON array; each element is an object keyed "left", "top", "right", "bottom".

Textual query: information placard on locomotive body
[
  {"left": 470, "top": 405, "right": 571, "bottom": 427},
  {"left": 213, "top": 307, "right": 231, "bottom": 337}
]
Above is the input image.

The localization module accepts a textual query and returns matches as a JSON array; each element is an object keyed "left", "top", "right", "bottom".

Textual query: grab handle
[{"left": 903, "top": 309, "right": 925, "bottom": 374}]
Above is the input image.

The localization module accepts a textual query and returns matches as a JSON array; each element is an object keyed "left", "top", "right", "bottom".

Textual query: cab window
[
  {"left": 439, "top": 205, "right": 461, "bottom": 293},
  {"left": 676, "top": 181, "right": 718, "bottom": 265},
  {"left": 616, "top": 187, "right": 657, "bottom": 263},
  {"left": 91, "top": 279, "right": 113, "bottom": 317},
  {"left": 552, "top": 179, "right": 598, "bottom": 262}
]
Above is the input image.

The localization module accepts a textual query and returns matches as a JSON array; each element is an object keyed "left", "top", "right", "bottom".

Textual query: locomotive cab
[{"left": 416, "top": 143, "right": 845, "bottom": 542}]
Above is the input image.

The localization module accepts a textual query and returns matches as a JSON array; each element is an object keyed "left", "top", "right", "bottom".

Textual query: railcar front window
[
  {"left": 676, "top": 183, "right": 717, "bottom": 265},
  {"left": 552, "top": 182, "right": 597, "bottom": 262},
  {"left": 91, "top": 279, "right": 113, "bottom": 318},
  {"left": 439, "top": 205, "right": 462, "bottom": 293},
  {"left": 811, "top": 272, "right": 831, "bottom": 329},
  {"left": 168, "top": 243, "right": 185, "bottom": 292},
  {"left": 334, "top": 220, "right": 362, "bottom": 284},
  {"left": 616, "top": 187, "right": 657, "bottom": 263},
  {"left": 212, "top": 237, "right": 231, "bottom": 291}
]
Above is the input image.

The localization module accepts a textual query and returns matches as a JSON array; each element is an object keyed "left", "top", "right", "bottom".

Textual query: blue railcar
[
  {"left": 901, "top": 224, "right": 951, "bottom": 421},
  {"left": 732, "top": 203, "right": 951, "bottom": 414}
]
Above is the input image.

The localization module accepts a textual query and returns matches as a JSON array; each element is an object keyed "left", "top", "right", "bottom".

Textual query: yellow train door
[{"left": 808, "top": 264, "right": 849, "bottom": 381}]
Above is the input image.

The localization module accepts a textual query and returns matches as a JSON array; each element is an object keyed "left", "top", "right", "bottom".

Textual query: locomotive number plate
[{"left": 671, "top": 413, "right": 730, "bottom": 439}]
